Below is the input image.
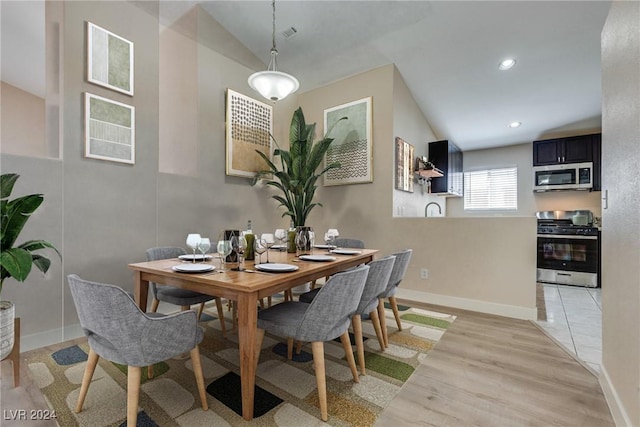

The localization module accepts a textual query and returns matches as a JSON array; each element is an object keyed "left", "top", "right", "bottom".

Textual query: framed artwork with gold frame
[{"left": 225, "top": 89, "right": 273, "bottom": 177}]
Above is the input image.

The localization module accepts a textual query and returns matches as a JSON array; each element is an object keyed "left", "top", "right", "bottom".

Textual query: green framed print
[
  {"left": 323, "top": 97, "right": 373, "bottom": 186},
  {"left": 87, "top": 22, "right": 134, "bottom": 96},
  {"left": 84, "top": 93, "right": 135, "bottom": 164}
]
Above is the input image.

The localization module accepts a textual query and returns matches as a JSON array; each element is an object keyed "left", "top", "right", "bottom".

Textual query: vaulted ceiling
[{"left": 197, "top": 1, "right": 611, "bottom": 151}]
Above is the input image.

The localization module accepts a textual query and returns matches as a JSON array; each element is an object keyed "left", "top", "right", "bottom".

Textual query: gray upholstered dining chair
[
  {"left": 67, "top": 274, "right": 208, "bottom": 427},
  {"left": 255, "top": 264, "right": 370, "bottom": 422},
  {"left": 310, "top": 237, "right": 365, "bottom": 290},
  {"left": 146, "top": 247, "right": 227, "bottom": 337},
  {"left": 378, "top": 249, "right": 413, "bottom": 347},
  {"left": 333, "top": 238, "right": 365, "bottom": 249},
  {"left": 299, "top": 255, "right": 396, "bottom": 375}
]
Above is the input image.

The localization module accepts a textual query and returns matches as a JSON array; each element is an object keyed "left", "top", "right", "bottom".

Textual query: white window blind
[{"left": 464, "top": 167, "right": 518, "bottom": 211}]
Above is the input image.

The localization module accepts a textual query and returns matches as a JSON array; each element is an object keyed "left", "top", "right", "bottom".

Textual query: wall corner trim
[{"left": 599, "top": 365, "right": 634, "bottom": 427}]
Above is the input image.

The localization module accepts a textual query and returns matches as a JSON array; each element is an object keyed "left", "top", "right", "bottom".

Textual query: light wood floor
[
  {"left": 375, "top": 300, "right": 614, "bottom": 426},
  {"left": 2, "top": 301, "right": 613, "bottom": 427}
]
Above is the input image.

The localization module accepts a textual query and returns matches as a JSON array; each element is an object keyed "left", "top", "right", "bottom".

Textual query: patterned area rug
[{"left": 25, "top": 299, "right": 455, "bottom": 427}]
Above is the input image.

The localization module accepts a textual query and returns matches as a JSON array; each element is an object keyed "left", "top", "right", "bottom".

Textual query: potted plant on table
[
  {"left": 253, "top": 107, "right": 346, "bottom": 252},
  {"left": 0, "top": 173, "right": 61, "bottom": 359}
]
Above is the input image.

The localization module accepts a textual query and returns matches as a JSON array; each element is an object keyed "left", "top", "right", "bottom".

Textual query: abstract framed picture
[
  {"left": 395, "top": 137, "right": 414, "bottom": 192},
  {"left": 87, "top": 22, "right": 134, "bottom": 96},
  {"left": 84, "top": 93, "right": 135, "bottom": 164},
  {"left": 225, "top": 89, "right": 273, "bottom": 178},
  {"left": 323, "top": 97, "right": 373, "bottom": 186}
]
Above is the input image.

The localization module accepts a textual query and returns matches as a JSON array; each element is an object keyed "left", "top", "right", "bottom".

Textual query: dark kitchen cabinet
[
  {"left": 532, "top": 133, "right": 602, "bottom": 191},
  {"left": 533, "top": 135, "right": 593, "bottom": 166},
  {"left": 428, "top": 140, "right": 463, "bottom": 196}
]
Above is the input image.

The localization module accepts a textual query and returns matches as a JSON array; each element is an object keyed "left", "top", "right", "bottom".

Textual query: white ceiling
[
  {"left": 196, "top": 0, "right": 611, "bottom": 151},
  {"left": 1, "top": 1, "right": 611, "bottom": 152}
]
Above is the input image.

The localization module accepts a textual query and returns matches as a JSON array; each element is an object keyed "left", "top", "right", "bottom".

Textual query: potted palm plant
[
  {"left": 0, "top": 173, "right": 60, "bottom": 359},
  {"left": 254, "top": 107, "right": 346, "bottom": 251}
]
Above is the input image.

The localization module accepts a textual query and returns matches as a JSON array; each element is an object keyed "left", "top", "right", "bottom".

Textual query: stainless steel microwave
[{"left": 533, "top": 162, "right": 593, "bottom": 192}]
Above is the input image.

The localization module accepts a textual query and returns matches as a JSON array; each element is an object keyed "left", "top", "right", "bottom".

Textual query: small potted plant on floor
[{"left": 0, "top": 173, "right": 60, "bottom": 359}]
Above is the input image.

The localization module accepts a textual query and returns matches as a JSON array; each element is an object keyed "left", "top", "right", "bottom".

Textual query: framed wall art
[
  {"left": 225, "top": 89, "right": 273, "bottom": 178},
  {"left": 395, "top": 137, "right": 414, "bottom": 192},
  {"left": 323, "top": 97, "right": 373, "bottom": 186},
  {"left": 87, "top": 22, "right": 134, "bottom": 96},
  {"left": 84, "top": 92, "right": 135, "bottom": 164}
]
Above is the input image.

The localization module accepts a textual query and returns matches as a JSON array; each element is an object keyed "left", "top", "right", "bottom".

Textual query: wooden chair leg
[
  {"left": 127, "top": 366, "right": 142, "bottom": 427},
  {"left": 378, "top": 299, "right": 389, "bottom": 348},
  {"left": 340, "top": 331, "right": 359, "bottom": 382},
  {"left": 196, "top": 302, "right": 205, "bottom": 321},
  {"left": 351, "top": 315, "right": 366, "bottom": 375},
  {"left": 369, "top": 309, "right": 386, "bottom": 351},
  {"left": 215, "top": 298, "right": 227, "bottom": 338},
  {"left": 284, "top": 290, "right": 293, "bottom": 302},
  {"left": 310, "top": 279, "right": 317, "bottom": 290},
  {"left": 232, "top": 301, "right": 238, "bottom": 333},
  {"left": 75, "top": 348, "right": 99, "bottom": 413},
  {"left": 259, "top": 298, "right": 265, "bottom": 309},
  {"left": 189, "top": 346, "right": 209, "bottom": 411},
  {"left": 389, "top": 296, "right": 402, "bottom": 331},
  {"left": 311, "top": 342, "right": 328, "bottom": 422},
  {"left": 150, "top": 298, "right": 160, "bottom": 313},
  {"left": 181, "top": 305, "right": 190, "bottom": 312},
  {"left": 287, "top": 337, "right": 294, "bottom": 360},
  {"left": 267, "top": 296, "right": 272, "bottom": 307},
  {"left": 296, "top": 340, "right": 303, "bottom": 355}
]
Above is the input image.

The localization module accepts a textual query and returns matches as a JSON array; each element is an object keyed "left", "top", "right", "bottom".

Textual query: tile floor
[{"left": 536, "top": 283, "right": 602, "bottom": 373}]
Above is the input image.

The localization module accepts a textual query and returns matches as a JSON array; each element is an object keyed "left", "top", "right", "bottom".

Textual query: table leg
[
  {"left": 237, "top": 292, "right": 258, "bottom": 420},
  {"left": 133, "top": 271, "right": 149, "bottom": 312}
]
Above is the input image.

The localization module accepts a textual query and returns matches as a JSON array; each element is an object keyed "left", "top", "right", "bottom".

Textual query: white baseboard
[
  {"left": 397, "top": 288, "right": 537, "bottom": 320},
  {"left": 599, "top": 364, "right": 633, "bottom": 427},
  {"left": 21, "top": 324, "right": 84, "bottom": 353}
]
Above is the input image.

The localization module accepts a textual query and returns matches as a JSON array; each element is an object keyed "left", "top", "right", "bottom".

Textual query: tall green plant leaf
[
  {"left": 0, "top": 174, "right": 19, "bottom": 199},
  {"left": 1, "top": 194, "right": 44, "bottom": 251},
  {"left": 0, "top": 248, "right": 33, "bottom": 281}
]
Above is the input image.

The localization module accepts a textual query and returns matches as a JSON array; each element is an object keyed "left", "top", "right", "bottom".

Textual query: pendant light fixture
[{"left": 248, "top": 0, "right": 299, "bottom": 102}]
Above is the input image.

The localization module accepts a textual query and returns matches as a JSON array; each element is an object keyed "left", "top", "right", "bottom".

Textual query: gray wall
[{"left": 600, "top": 1, "right": 640, "bottom": 425}]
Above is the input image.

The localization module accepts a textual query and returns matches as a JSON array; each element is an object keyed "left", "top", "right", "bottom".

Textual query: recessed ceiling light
[
  {"left": 508, "top": 121, "right": 522, "bottom": 128},
  {"left": 499, "top": 58, "right": 516, "bottom": 70}
]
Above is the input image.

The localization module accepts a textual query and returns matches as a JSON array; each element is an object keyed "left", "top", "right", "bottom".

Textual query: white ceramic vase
[{"left": 0, "top": 301, "right": 15, "bottom": 360}]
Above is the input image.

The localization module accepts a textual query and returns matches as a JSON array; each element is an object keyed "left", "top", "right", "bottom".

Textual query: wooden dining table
[{"left": 128, "top": 248, "right": 377, "bottom": 420}]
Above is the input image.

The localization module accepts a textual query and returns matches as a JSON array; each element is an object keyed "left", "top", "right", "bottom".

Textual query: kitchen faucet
[{"left": 425, "top": 202, "right": 442, "bottom": 217}]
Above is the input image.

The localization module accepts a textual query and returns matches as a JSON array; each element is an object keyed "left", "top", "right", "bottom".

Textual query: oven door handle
[{"left": 537, "top": 234, "right": 598, "bottom": 240}]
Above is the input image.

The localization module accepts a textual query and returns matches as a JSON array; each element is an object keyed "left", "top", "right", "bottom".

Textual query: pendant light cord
[{"left": 272, "top": 0, "right": 277, "bottom": 52}]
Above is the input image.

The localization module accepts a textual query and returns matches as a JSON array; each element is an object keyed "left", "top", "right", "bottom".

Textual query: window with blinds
[{"left": 463, "top": 167, "right": 518, "bottom": 211}]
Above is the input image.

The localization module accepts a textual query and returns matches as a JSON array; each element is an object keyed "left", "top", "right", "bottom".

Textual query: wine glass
[
  {"left": 216, "top": 233, "right": 232, "bottom": 270},
  {"left": 230, "top": 234, "right": 248, "bottom": 270},
  {"left": 186, "top": 233, "right": 201, "bottom": 263},
  {"left": 324, "top": 232, "right": 335, "bottom": 251},
  {"left": 260, "top": 233, "right": 275, "bottom": 263},
  {"left": 295, "top": 232, "right": 308, "bottom": 257},
  {"left": 197, "top": 238, "right": 211, "bottom": 263},
  {"left": 274, "top": 229, "right": 286, "bottom": 251},
  {"left": 254, "top": 238, "right": 267, "bottom": 264}
]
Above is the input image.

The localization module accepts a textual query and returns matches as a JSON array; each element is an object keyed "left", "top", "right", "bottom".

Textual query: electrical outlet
[{"left": 420, "top": 268, "right": 429, "bottom": 279}]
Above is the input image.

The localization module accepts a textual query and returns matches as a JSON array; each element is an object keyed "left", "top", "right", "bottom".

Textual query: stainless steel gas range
[{"left": 536, "top": 210, "right": 600, "bottom": 288}]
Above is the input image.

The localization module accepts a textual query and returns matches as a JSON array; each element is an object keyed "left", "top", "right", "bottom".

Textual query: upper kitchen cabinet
[
  {"left": 532, "top": 133, "right": 602, "bottom": 191},
  {"left": 533, "top": 134, "right": 597, "bottom": 166},
  {"left": 428, "top": 140, "right": 463, "bottom": 196}
]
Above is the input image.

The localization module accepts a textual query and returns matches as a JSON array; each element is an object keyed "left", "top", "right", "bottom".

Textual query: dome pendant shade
[
  {"left": 248, "top": 0, "right": 299, "bottom": 102},
  {"left": 248, "top": 70, "right": 299, "bottom": 102}
]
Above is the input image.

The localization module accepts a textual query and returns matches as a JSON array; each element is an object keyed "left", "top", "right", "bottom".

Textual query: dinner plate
[
  {"left": 271, "top": 244, "right": 287, "bottom": 250},
  {"left": 299, "top": 255, "right": 337, "bottom": 262},
  {"left": 179, "top": 254, "right": 213, "bottom": 261},
  {"left": 314, "top": 244, "right": 336, "bottom": 249},
  {"left": 255, "top": 263, "right": 299, "bottom": 273},
  {"left": 172, "top": 264, "right": 215, "bottom": 273},
  {"left": 330, "top": 249, "right": 362, "bottom": 255}
]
